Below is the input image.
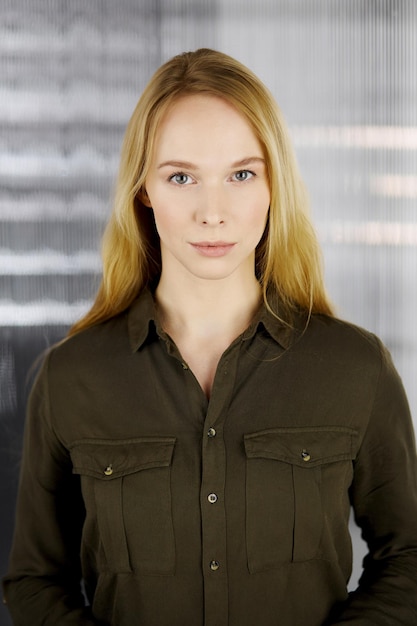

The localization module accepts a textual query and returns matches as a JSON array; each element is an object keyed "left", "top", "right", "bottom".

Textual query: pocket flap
[
  {"left": 244, "top": 427, "right": 357, "bottom": 468},
  {"left": 70, "top": 437, "right": 176, "bottom": 479}
]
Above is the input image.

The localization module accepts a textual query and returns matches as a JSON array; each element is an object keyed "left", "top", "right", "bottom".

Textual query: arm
[
  {"left": 2, "top": 354, "right": 98, "bottom": 625},
  {"left": 328, "top": 340, "right": 417, "bottom": 625}
]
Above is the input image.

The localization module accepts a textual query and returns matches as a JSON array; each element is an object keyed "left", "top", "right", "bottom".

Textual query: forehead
[{"left": 152, "top": 94, "right": 263, "bottom": 157}]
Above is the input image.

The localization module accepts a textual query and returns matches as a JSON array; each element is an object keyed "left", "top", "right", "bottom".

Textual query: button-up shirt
[{"left": 3, "top": 289, "right": 417, "bottom": 625}]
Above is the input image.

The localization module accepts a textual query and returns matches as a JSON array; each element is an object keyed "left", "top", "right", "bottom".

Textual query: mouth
[{"left": 190, "top": 241, "right": 236, "bottom": 257}]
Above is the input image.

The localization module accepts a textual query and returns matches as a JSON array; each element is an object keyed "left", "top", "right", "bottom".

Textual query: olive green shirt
[{"left": 3, "top": 290, "right": 417, "bottom": 625}]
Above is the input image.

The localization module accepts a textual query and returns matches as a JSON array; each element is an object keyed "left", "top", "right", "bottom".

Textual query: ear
[{"left": 139, "top": 187, "right": 152, "bottom": 208}]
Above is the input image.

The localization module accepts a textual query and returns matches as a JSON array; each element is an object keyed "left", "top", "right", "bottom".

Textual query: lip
[{"left": 190, "top": 241, "right": 236, "bottom": 257}]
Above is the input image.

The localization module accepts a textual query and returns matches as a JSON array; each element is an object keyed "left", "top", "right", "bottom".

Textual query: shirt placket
[{"left": 200, "top": 343, "right": 241, "bottom": 626}]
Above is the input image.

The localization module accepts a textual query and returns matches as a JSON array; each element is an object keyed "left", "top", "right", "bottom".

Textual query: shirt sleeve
[
  {"left": 327, "top": 338, "right": 417, "bottom": 625},
  {"left": 2, "top": 352, "right": 99, "bottom": 626}
]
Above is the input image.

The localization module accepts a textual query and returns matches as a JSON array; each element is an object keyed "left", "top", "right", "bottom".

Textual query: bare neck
[
  {"left": 155, "top": 273, "right": 262, "bottom": 341},
  {"left": 155, "top": 275, "right": 262, "bottom": 397}
]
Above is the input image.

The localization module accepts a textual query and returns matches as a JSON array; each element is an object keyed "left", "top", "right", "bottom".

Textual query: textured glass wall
[{"left": 1, "top": 2, "right": 416, "bottom": 623}]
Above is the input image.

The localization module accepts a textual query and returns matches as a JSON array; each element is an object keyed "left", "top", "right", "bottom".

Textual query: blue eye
[
  {"left": 169, "top": 172, "right": 191, "bottom": 185},
  {"left": 233, "top": 170, "right": 254, "bottom": 182}
]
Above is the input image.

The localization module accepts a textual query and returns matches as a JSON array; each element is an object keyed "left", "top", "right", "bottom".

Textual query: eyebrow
[{"left": 157, "top": 156, "right": 265, "bottom": 170}]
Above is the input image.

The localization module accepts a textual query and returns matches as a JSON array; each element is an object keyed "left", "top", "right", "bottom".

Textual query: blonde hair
[{"left": 69, "top": 48, "right": 333, "bottom": 336}]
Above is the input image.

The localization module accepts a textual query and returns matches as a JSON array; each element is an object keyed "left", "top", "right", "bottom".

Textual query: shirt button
[
  {"left": 207, "top": 427, "right": 216, "bottom": 438},
  {"left": 207, "top": 493, "right": 218, "bottom": 503},
  {"left": 104, "top": 465, "right": 113, "bottom": 476},
  {"left": 301, "top": 450, "right": 311, "bottom": 462},
  {"left": 210, "top": 560, "right": 220, "bottom": 571}
]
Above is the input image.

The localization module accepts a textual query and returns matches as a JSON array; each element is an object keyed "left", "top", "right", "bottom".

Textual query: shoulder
[
  {"left": 293, "top": 315, "right": 406, "bottom": 426},
  {"left": 297, "top": 313, "right": 388, "bottom": 373},
  {"left": 50, "top": 289, "right": 155, "bottom": 366},
  {"left": 43, "top": 309, "right": 131, "bottom": 385},
  {"left": 308, "top": 313, "right": 380, "bottom": 347}
]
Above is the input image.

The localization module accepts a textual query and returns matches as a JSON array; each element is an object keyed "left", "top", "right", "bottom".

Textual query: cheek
[
  {"left": 245, "top": 204, "right": 269, "bottom": 249},
  {"left": 249, "top": 199, "right": 270, "bottom": 233},
  {"left": 149, "top": 205, "right": 167, "bottom": 235},
  {"left": 151, "top": 205, "right": 184, "bottom": 240}
]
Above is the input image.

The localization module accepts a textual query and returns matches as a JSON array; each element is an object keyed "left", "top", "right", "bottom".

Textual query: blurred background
[{"left": 1, "top": 1, "right": 416, "bottom": 624}]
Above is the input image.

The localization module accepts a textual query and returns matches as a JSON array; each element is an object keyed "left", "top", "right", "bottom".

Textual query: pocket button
[{"left": 301, "top": 450, "right": 311, "bottom": 462}]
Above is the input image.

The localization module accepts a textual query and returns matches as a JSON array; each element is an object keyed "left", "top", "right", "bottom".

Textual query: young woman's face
[{"left": 143, "top": 94, "right": 270, "bottom": 285}]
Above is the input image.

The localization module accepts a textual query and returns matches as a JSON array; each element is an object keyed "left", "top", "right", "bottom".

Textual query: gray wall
[{"left": 1, "top": 1, "right": 416, "bottom": 624}]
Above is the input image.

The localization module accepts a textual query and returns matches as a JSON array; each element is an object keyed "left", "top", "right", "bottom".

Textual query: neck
[{"left": 155, "top": 273, "right": 262, "bottom": 341}]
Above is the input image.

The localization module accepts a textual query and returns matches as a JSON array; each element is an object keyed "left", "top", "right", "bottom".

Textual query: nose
[{"left": 196, "top": 185, "right": 226, "bottom": 226}]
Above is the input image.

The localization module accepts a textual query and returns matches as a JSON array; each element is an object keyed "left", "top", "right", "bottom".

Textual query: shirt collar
[
  {"left": 127, "top": 289, "right": 159, "bottom": 352},
  {"left": 127, "top": 289, "right": 303, "bottom": 353},
  {"left": 241, "top": 300, "right": 303, "bottom": 350}
]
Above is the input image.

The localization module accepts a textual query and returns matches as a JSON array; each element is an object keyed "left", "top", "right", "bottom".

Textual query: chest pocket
[
  {"left": 244, "top": 426, "right": 357, "bottom": 573},
  {"left": 70, "top": 437, "right": 176, "bottom": 575}
]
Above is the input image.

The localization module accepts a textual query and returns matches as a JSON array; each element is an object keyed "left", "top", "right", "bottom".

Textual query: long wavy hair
[{"left": 69, "top": 48, "right": 333, "bottom": 336}]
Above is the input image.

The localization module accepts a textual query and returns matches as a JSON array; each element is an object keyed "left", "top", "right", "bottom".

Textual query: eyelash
[
  {"left": 168, "top": 169, "right": 256, "bottom": 185},
  {"left": 232, "top": 170, "right": 255, "bottom": 182},
  {"left": 168, "top": 172, "right": 192, "bottom": 185}
]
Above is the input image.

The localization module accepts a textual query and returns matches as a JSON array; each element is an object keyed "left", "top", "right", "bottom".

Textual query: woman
[{"left": 3, "top": 48, "right": 417, "bottom": 625}]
